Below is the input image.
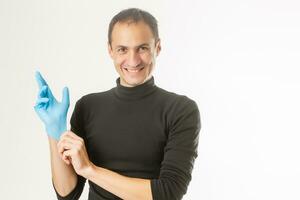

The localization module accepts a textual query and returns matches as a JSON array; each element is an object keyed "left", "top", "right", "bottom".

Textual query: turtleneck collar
[{"left": 113, "top": 76, "right": 157, "bottom": 101}]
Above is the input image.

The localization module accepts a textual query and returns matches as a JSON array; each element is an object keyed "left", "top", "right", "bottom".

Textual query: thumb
[{"left": 61, "top": 87, "right": 70, "bottom": 107}]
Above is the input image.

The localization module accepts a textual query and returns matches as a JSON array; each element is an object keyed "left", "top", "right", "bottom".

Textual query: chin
[{"left": 118, "top": 65, "right": 153, "bottom": 87}]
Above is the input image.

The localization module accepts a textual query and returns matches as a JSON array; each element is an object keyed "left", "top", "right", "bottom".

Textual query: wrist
[
  {"left": 47, "top": 135, "right": 58, "bottom": 144},
  {"left": 84, "top": 162, "right": 98, "bottom": 180},
  {"left": 45, "top": 123, "right": 66, "bottom": 140}
]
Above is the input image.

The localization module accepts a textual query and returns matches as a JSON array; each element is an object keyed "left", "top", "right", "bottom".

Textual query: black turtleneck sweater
[{"left": 53, "top": 76, "right": 201, "bottom": 200}]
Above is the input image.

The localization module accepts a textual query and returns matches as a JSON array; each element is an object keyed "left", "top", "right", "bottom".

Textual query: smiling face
[{"left": 108, "top": 21, "right": 161, "bottom": 87}]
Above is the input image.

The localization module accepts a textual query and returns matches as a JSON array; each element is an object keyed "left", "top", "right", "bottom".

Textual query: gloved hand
[{"left": 34, "top": 71, "right": 70, "bottom": 140}]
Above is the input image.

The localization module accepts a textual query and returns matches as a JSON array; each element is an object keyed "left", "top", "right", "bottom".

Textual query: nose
[{"left": 125, "top": 50, "right": 142, "bottom": 68}]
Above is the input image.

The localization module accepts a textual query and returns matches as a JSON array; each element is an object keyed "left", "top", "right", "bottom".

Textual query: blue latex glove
[{"left": 34, "top": 71, "right": 70, "bottom": 140}]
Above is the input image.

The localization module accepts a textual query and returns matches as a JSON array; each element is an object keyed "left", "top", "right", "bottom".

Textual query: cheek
[
  {"left": 114, "top": 53, "right": 154, "bottom": 67},
  {"left": 114, "top": 56, "right": 126, "bottom": 66},
  {"left": 140, "top": 53, "right": 153, "bottom": 65}
]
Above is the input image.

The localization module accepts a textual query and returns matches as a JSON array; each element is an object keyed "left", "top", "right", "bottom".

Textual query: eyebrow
[{"left": 115, "top": 43, "right": 150, "bottom": 49}]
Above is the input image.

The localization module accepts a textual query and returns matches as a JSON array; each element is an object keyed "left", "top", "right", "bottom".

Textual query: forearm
[
  {"left": 48, "top": 136, "right": 78, "bottom": 196},
  {"left": 85, "top": 164, "right": 153, "bottom": 200}
]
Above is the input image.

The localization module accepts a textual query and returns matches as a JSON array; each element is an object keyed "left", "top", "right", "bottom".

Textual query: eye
[
  {"left": 117, "top": 47, "right": 127, "bottom": 54},
  {"left": 139, "top": 46, "right": 149, "bottom": 52}
]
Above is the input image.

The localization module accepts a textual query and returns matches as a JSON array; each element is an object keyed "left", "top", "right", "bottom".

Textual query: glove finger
[
  {"left": 34, "top": 97, "right": 49, "bottom": 110},
  {"left": 35, "top": 71, "right": 58, "bottom": 102},
  {"left": 34, "top": 102, "right": 46, "bottom": 110},
  {"left": 61, "top": 87, "right": 70, "bottom": 107},
  {"left": 36, "top": 97, "right": 49, "bottom": 105},
  {"left": 38, "top": 86, "right": 57, "bottom": 106},
  {"left": 35, "top": 71, "right": 48, "bottom": 90},
  {"left": 34, "top": 103, "right": 46, "bottom": 113},
  {"left": 46, "top": 86, "right": 56, "bottom": 101},
  {"left": 38, "top": 85, "right": 48, "bottom": 98}
]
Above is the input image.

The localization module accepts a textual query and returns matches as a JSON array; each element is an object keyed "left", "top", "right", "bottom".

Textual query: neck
[
  {"left": 120, "top": 75, "right": 153, "bottom": 88},
  {"left": 113, "top": 75, "right": 157, "bottom": 101}
]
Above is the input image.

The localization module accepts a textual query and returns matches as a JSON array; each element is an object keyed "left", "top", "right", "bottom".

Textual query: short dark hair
[{"left": 108, "top": 8, "right": 160, "bottom": 45}]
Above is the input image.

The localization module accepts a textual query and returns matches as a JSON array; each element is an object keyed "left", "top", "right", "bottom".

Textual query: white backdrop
[{"left": 0, "top": 0, "right": 300, "bottom": 199}]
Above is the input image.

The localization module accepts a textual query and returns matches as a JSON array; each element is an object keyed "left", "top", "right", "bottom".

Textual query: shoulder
[
  {"left": 79, "top": 88, "right": 114, "bottom": 104},
  {"left": 73, "top": 88, "right": 114, "bottom": 112},
  {"left": 157, "top": 87, "right": 201, "bottom": 137},
  {"left": 155, "top": 86, "right": 199, "bottom": 111}
]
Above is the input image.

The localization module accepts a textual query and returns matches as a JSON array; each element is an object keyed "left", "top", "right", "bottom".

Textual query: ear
[
  {"left": 107, "top": 42, "right": 113, "bottom": 59},
  {"left": 155, "top": 39, "right": 161, "bottom": 57}
]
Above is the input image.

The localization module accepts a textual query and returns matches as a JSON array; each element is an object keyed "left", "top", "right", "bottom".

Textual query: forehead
[{"left": 111, "top": 21, "right": 155, "bottom": 47}]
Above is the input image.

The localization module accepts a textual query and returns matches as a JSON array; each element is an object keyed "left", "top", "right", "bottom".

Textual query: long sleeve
[
  {"left": 150, "top": 97, "right": 201, "bottom": 200},
  {"left": 53, "top": 98, "right": 87, "bottom": 200},
  {"left": 53, "top": 176, "right": 86, "bottom": 200}
]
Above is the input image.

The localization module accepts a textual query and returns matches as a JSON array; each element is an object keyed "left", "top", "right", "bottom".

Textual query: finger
[
  {"left": 61, "top": 131, "right": 82, "bottom": 142},
  {"left": 63, "top": 149, "right": 75, "bottom": 158},
  {"left": 63, "top": 157, "right": 70, "bottom": 165},
  {"left": 34, "top": 98, "right": 49, "bottom": 110},
  {"left": 66, "top": 131, "right": 83, "bottom": 141},
  {"left": 60, "top": 131, "right": 77, "bottom": 141},
  {"left": 58, "top": 133, "right": 82, "bottom": 153},
  {"left": 38, "top": 84, "right": 56, "bottom": 104},
  {"left": 57, "top": 141, "right": 72, "bottom": 165},
  {"left": 35, "top": 71, "right": 48, "bottom": 89},
  {"left": 34, "top": 100, "right": 48, "bottom": 110},
  {"left": 61, "top": 136, "right": 82, "bottom": 151},
  {"left": 61, "top": 87, "right": 70, "bottom": 107},
  {"left": 59, "top": 131, "right": 68, "bottom": 140},
  {"left": 34, "top": 104, "right": 43, "bottom": 111},
  {"left": 35, "top": 71, "right": 57, "bottom": 103},
  {"left": 62, "top": 150, "right": 71, "bottom": 165},
  {"left": 38, "top": 85, "right": 48, "bottom": 98},
  {"left": 35, "top": 97, "right": 49, "bottom": 105},
  {"left": 62, "top": 150, "right": 73, "bottom": 165},
  {"left": 57, "top": 139, "right": 73, "bottom": 156},
  {"left": 36, "top": 86, "right": 49, "bottom": 109}
]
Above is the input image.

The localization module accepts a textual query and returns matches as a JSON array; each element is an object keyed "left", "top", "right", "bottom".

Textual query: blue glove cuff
[{"left": 45, "top": 123, "right": 67, "bottom": 141}]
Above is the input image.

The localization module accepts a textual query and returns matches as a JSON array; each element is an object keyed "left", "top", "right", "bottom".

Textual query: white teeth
[
  {"left": 124, "top": 67, "right": 143, "bottom": 73},
  {"left": 128, "top": 69, "right": 139, "bottom": 72}
]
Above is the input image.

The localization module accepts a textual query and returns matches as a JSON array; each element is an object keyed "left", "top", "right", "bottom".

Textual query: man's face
[{"left": 108, "top": 21, "right": 161, "bottom": 87}]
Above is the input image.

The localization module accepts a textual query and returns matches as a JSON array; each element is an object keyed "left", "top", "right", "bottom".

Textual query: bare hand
[{"left": 57, "top": 131, "right": 94, "bottom": 178}]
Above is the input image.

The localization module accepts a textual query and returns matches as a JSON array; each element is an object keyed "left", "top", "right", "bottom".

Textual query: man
[{"left": 34, "top": 8, "right": 201, "bottom": 200}]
